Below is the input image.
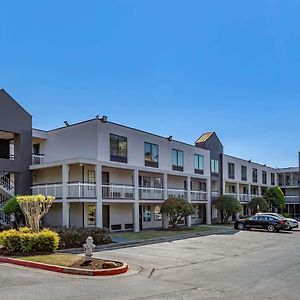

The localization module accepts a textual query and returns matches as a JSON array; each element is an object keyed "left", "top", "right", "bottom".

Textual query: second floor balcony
[{"left": 31, "top": 182, "right": 208, "bottom": 202}]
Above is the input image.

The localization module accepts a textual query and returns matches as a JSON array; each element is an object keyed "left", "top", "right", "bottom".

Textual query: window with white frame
[
  {"left": 110, "top": 134, "right": 128, "bottom": 163},
  {"left": 241, "top": 166, "right": 247, "bottom": 181},
  {"left": 145, "top": 142, "right": 159, "bottom": 168},
  {"left": 194, "top": 154, "right": 204, "bottom": 174},
  {"left": 172, "top": 149, "right": 184, "bottom": 171},
  {"left": 211, "top": 159, "right": 219, "bottom": 173},
  {"left": 228, "top": 162, "right": 235, "bottom": 179}
]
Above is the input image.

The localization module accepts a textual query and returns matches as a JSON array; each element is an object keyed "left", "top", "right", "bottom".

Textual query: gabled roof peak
[{"left": 196, "top": 131, "right": 215, "bottom": 143}]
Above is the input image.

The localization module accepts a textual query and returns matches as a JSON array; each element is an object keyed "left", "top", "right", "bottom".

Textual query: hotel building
[{"left": 0, "top": 89, "right": 299, "bottom": 231}]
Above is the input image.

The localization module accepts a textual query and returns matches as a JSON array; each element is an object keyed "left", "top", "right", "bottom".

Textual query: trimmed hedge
[
  {"left": 0, "top": 227, "right": 59, "bottom": 253},
  {"left": 52, "top": 227, "right": 112, "bottom": 249}
]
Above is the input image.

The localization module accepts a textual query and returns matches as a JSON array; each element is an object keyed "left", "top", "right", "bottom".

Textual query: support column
[
  {"left": 62, "top": 164, "right": 70, "bottom": 227},
  {"left": 163, "top": 173, "right": 168, "bottom": 200},
  {"left": 162, "top": 173, "right": 169, "bottom": 229},
  {"left": 186, "top": 176, "right": 192, "bottom": 227},
  {"left": 95, "top": 164, "right": 103, "bottom": 228},
  {"left": 236, "top": 183, "right": 240, "bottom": 219},
  {"left": 258, "top": 186, "right": 262, "bottom": 197},
  {"left": 206, "top": 177, "right": 212, "bottom": 224},
  {"left": 133, "top": 168, "right": 140, "bottom": 232}
]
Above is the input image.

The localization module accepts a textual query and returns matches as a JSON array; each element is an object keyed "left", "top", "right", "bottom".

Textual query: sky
[{"left": 1, "top": 1, "right": 300, "bottom": 168}]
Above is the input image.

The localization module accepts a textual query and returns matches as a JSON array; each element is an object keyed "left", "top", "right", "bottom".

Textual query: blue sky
[{"left": 1, "top": 1, "right": 299, "bottom": 167}]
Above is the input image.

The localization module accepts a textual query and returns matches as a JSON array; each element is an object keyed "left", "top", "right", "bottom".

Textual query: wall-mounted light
[
  {"left": 101, "top": 115, "right": 108, "bottom": 123},
  {"left": 168, "top": 136, "right": 172, "bottom": 141},
  {"left": 64, "top": 121, "right": 69, "bottom": 126}
]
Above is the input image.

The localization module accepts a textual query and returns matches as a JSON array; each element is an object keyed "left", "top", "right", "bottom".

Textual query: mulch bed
[{"left": 70, "top": 258, "right": 122, "bottom": 270}]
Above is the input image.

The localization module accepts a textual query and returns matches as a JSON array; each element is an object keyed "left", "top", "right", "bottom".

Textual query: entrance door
[{"left": 102, "top": 205, "right": 110, "bottom": 229}]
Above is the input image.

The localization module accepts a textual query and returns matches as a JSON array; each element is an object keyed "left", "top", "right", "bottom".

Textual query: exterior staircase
[{"left": 0, "top": 172, "right": 15, "bottom": 225}]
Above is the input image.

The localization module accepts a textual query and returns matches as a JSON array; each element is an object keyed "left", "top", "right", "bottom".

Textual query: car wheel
[
  {"left": 237, "top": 223, "right": 245, "bottom": 230},
  {"left": 267, "top": 224, "right": 275, "bottom": 232}
]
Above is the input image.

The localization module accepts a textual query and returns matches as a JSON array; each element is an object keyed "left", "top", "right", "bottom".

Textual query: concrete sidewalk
[{"left": 59, "top": 226, "right": 236, "bottom": 254}]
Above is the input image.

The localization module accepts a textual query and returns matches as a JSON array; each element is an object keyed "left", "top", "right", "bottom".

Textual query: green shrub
[
  {"left": 215, "top": 195, "right": 242, "bottom": 223},
  {"left": 160, "top": 197, "right": 195, "bottom": 228},
  {"left": 249, "top": 197, "right": 269, "bottom": 213},
  {"left": 3, "top": 197, "right": 22, "bottom": 215},
  {"left": 51, "top": 227, "right": 111, "bottom": 249},
  {"left": 0, "top": 228, "right": 59, "bottom": 254}
]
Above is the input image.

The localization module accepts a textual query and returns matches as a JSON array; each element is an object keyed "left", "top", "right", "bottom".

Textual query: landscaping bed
[{"left": 0, "top": 253, "right": 128, "bottom": 276}]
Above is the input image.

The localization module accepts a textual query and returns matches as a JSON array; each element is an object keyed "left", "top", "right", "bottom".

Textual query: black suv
[{"left": 234, "top": 214, "right": 289, "bottom": 232}]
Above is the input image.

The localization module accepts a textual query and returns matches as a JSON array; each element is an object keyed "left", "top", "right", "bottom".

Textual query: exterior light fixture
[
  {"left": 64, "top": 121, "right": 69, "bottom": 126},
  {"left": 168, "top": 136, "right": 172, "bottom": 141},
  {"left": 101, "top": 115, "right": 108, "bottom": 123}
]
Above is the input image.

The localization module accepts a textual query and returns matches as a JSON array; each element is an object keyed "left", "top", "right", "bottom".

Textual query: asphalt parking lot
[{"left": 1, "top": 228, "right": 300, "bottom": 300}]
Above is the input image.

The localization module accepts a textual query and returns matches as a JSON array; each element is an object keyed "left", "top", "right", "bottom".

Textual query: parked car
[
  {"left": 256, "top": 213, "right": 298, "bottom": 230},
  {"left": 234, "top": 214, "right": 290, "bottom": 232}
]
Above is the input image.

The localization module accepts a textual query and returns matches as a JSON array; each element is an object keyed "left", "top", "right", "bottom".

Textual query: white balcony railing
[
  {"left": 68, "top": 182, "right": 96, "bottom": 198},
  {"left": 139, "top": 187, "right": 164, "bottom": 200},
  {"left": 225, "top": 193, "right": 237, "bottom": 198},
  {"left": 250, "top": 194, "right": 260, "bottom": 199},
  {"left": 31, "top": 183, "right": 63, "bottom": 198},
  {"left": 239, "top": 194, "right": 250, "bottom": 202},
  {"left": 191, "top": 191, "right": 207, "bottom": 201},
  {"left": 167, "top": 188, "right": 187, "bottom": 199},
  {"left": 32, "top": 154, "right": 45, "bottom": 165},
  {"left": 102, "top": 184, "right": 134, "bottom": 199},
  {"left": 211, "top": 191, "right": 219, "bottom": 197},
  {"left": 285, "top": 196, "right": 300, "bottom": 203}
]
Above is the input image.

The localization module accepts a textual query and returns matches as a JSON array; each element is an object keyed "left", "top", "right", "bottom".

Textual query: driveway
[{"left": 1, "top": 229, "right": 300, "bottom": 299}]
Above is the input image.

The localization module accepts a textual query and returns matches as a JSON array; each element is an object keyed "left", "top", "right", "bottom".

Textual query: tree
[
  {"left": 2, "top": 197, "right": 23, "bottom": 229},
  {"left": 249, "top": 197, "right": 269, "bottom": 214},
  {"left": 215, "top": 195, "right": 242, "bottom": 223},
  {"left": 16, "top": 195, "right": 55, "bottom": 233},
  {"left": 160, "top": 197, "right": 195, "bottom": 229},
  {"left": 263, "top": 187, "right": 285, "bottom": 212}
]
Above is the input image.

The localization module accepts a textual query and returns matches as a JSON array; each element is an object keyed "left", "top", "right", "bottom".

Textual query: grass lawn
[
  {"left": 110, "top": 225, "right": 229, "bottom": 241},
  {"left": 16, "top": 253, "right": 81, "bottom": 267}
]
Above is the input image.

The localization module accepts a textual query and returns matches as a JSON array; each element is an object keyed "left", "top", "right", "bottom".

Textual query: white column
[
  {"left": 248, "top": 184, "right": 251, "bottom": 199},
  {"left": 95, "top": 164, "right": 103, "bottom": 228},
  {"left": 258, "top": 186, "right": 262, "bottom": 197},
  {"left": 187, "top": 176, "right": 192, "bottom": 227},
  {"left": 133, "top": 168, "right": 139, "bottom": 232},
  {"left": 162, "top": 173, "right": 169, "bottom": 229},
  {"left": 206, "top": 178, "right": 212, "bottom": 224},
  {"left": 236, "top": 183, "right": 240, "bottom": 219},
  {"left": 62, "top": 164, "right": 70, "bottom": 227},
  {"left": 163, "top": 173, "right": 168, "bottom": 200}
]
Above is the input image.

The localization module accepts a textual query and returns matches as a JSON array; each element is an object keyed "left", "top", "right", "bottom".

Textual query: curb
[
  {"left": 59, "top": 227, "right": 236, "bottom": 253},
  {"left": 0, "top": 256, "right": 128, "bottom": 276}
]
